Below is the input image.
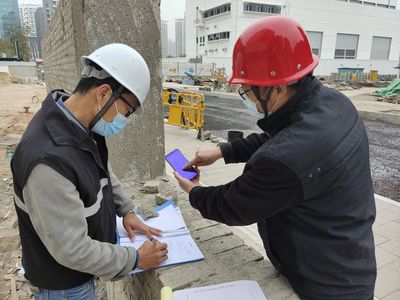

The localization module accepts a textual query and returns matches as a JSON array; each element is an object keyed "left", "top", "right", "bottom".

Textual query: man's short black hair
[
  {"left": 73, "top": 61, "right": 129, "bottom": 95},
  {"left": 288, "top": 72, "right": 314, "bottom": 90}
]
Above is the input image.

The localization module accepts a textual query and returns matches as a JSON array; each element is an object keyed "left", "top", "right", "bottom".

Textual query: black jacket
[
  {"left": 11, "top": 91, "right": 117, "bottom": 289},
  {"left": 189, "top": 78, "right": 376, "bottom": 300}
]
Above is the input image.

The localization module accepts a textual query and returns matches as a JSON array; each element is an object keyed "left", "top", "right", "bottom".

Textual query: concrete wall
[
  {"left": 0, "top": 62, "right": 38, "bottom": 79},
  {"left": 42, "top": 0, "right": 165, "bottom": 180}
]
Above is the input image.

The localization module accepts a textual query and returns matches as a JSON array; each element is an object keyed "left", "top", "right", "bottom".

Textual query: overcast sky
[{"left": 160, "top": 0, "right": 185, "bottom": 41}]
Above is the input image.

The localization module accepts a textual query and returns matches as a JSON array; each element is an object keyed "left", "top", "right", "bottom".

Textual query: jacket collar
[
  {"left": 257, "top": 77, "right": 322, "bottom": 136},
  {"left": 42, "top": 90, "right": 107, "bottom": 171}
]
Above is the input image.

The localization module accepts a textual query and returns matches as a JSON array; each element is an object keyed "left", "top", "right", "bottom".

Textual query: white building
[
  {"left": 42, "top": 0, "right": 59, "bottom": 29},
  {"left": 19, "top": 4, "right": 41, "bottom": 37},
  {"left": 19, "top": 4, "right": 41, "bottom": 60},
  {"left": 161, "top": 20, "right": 168, "bottom": 58},
  {"left": 175, "top": 18, "right": 186, "bottom": 57},
  {"left": 168, "top": 38, "right": 176, "bottom": 57},
  {"left": 185, "top": 0, "right": 400, "bottom": 76}
]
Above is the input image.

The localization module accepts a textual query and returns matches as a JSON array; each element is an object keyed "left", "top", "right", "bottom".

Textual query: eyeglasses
[
  {"left": 115, "top": 93, "right": 139, "bottom": 117},
  {"left": 238, "top": 86, "right": 272, "bottom": 102},
  {"left": 238, "top": 87, "right": 252, "bottom": 102}
]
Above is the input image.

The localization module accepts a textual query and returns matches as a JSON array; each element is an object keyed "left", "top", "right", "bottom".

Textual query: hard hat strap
[
  {"left": 89, "top": 85, "right": 125, "bottom": 129},
  {"left": 252, "top": 86, "right": 273, "bottom": 115}
]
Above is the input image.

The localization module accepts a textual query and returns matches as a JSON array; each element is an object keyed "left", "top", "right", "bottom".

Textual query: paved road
[{"left": 203, "top": 95, "right": 400, "bottom": 202}]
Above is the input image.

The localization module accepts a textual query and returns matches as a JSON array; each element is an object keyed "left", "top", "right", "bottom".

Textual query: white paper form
[
  {"left": 121, "top": 234, "right": 204, "bottom": 274},
  {"left": 173, "top": 280, "right": 267, "bottom": 300},
  {"left": 116, "top": 205, "right": 186, "bottom": 237},
  {"left": 117, "top": 205, "right": 204, "bottom": 274}
]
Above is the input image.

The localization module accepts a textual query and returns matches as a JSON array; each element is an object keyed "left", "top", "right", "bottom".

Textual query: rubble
[
  {"left": 376, "top": 94, "right": 400, "bottom": 104},
  {"left": 155, "top": 194, "right": 169, "bottom": 206},
  {"left": 161, "top": 176, "right": 169, "bottom": 182},
  {"left": 137, "top": 205, "right": 159, "bottom": 220},
  {"left": 143, "top": 180, "right": 160, "bottom": 194}
]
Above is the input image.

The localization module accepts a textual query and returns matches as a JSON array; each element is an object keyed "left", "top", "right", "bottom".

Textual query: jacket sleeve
[
  {"left": 189, "top": 156, "right": 303, "bottom": 226},
  {"left": 219, "top": 133, "right": 270, "bottom": 164},
  {"left": 108, "top": 163, "right": 134, "bottom": 217},
  {"left": 23, "top": 164, "right": 137, "bottom": 281}
]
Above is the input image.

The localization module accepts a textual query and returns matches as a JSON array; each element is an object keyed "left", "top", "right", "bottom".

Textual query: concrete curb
[{"left": 358, "top": 110, "right": 400, "bottom": 125}]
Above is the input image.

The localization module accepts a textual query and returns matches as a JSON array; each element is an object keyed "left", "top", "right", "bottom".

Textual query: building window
[
  {"left": 377, "top": 3, "right": 389, "bottom": 8},
  {"left": 335, "top": 33, "right": 359, "bottom": 59},
  {"left": 306, "top": 31, "right": 323, "bottom": 57},
  {"left": 207, "top": 31, "right": 230, "bottom": 42},
  {"left": 370, "top": 36, "right": 391, "bottom": 60},
  {"left": 243, "top": 2, "right": 281, "bottom": 14},
  {"left": 363, "top": 1, "right": 376, "bottom": 6},
  {"left": 203, "top": 3, "right": 231, "bottom": 19},
  {"left": 200, "top": 36, "right": 205, "bottom": 47},
  {"left": 337, "top": 0, "right": 396, "bottom": 9}
]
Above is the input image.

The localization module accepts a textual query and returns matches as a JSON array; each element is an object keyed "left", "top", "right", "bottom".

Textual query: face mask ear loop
[
  {"left": 114, "top": 102, "right": 119, "bottom": 115},
  {"left": 258, "top": 86, "right": 273, "bottom": 114},
  {"left": 89, "top": 85, "right": 124, "bottom": 129},
  {"left": 268, "top": 95, "right": 281, "bottom": 115}
]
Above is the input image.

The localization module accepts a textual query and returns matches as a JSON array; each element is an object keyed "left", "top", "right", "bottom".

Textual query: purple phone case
[{"left": 165, "top": 149, "right": 198, "bottom": 180}]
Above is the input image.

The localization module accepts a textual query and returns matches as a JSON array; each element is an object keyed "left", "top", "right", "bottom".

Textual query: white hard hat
[{"left": 80, "top": 43, "right": 150, "bottom": 113}]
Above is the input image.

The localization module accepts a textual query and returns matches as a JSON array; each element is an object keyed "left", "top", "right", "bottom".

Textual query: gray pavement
[{"left": 164, "top": 122, "right": 400, "bottom": 300}]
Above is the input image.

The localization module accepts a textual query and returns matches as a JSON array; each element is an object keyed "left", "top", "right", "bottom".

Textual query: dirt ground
[{"left": 0, "top": 81, "right": 47, "bottom": 299}]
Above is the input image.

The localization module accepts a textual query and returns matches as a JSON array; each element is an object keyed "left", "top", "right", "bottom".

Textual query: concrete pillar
[{"left": 42, "top": 0, "right": 165, "bottom": 180}]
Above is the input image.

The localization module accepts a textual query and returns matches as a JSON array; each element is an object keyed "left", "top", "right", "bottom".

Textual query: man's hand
[
  {"left": 174, "top": 167, "right": 201, "bottom": 194},
  {"left": 183, "top": 147, "right": 223, "bottom": 170},
  {"left": 137, "top": 240, "right": 168, "bottom": 269},
  {"left": 123, "top": 212, "right": 162, "bottom": 242}
]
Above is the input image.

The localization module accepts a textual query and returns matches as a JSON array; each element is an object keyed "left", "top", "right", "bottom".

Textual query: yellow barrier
[{"left": 162, "top": 88, "right": 205, "bottom": 130}]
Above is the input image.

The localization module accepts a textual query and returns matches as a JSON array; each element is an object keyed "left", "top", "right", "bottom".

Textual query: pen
[{"left": 150, "top": 237, "right": 160, "bottom": 244}]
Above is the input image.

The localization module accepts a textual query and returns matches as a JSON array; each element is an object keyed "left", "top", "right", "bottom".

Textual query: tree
[
  {"left": 8, "top": 26, "right": 31, "bottom": 61},
  {"left": 0, "top": 38, "right": 13, "bottom": 56}
]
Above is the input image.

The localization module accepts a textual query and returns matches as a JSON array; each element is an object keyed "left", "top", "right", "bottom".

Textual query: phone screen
[{"left": 165, "top": 149, "right": 198, "bottom": 180}]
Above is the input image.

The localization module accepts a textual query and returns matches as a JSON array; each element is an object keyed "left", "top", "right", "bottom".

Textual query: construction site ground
[{"left": 0, "top": 81, "right": 399, "bottom": 299}]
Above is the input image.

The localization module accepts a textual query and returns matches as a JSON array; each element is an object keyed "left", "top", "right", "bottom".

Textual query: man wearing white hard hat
[{"left": 11, "top": 43, "right": 168, "bottom": 299}]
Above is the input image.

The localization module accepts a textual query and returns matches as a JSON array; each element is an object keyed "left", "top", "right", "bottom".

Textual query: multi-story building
[
  {"left": 185, "top": 0, "right": 400, "bottom": 76},
  {"left": 168, "top": 39, "right": 176, "bottom": 57},
  {"left": 175, "top": 18, "right": 186, "bottom": 57},
  {"left": 42, "top": 0, "right": 59, "bottom": 29},
  {"left": 20, "top": 4, "right": 41, "bottom": 59},
  {"left": 35, "top": 7, "right": 46, "bottom": 57},
  {"left": 161, "top": 20, "right": 168, "bottom": 58},
  {"left": 20, "top": 4, "right": 41, "bottom": 37},
  {"left": 0, "top": 0, "right": 20, "bottom": 39}
]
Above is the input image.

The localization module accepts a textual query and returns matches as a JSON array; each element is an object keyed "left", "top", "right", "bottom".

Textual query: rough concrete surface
[
  {"left": 42, "top": 0, "right": 165, "bottom": 180},
  {"left": 106, "top": 176, "right": 296, "bottom": 300}
]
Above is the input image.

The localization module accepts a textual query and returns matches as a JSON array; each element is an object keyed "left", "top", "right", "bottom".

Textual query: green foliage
[
  {"left": 0, "top": 38, "right": 13, "bottom": 56},
  {"left": 0, "top": 26, "right": 31, "bottom": 61}
]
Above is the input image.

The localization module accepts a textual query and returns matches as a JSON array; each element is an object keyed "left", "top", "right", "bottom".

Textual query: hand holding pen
[{"left": 137, "top": 238, "right": 168, "bottom": 270}]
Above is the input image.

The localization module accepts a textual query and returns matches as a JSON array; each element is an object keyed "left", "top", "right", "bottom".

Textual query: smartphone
[{"left": 165, "top": 149, "right": 198, "bottom": 180}]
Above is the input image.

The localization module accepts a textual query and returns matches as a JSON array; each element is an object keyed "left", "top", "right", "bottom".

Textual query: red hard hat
[{"left": 228, "top": 16, "right": 319, "bottom": 86}]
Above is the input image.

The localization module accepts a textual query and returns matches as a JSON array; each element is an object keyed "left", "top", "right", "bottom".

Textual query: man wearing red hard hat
[{"left": 175, "top": 16, "right": 376, "bottom": 300}]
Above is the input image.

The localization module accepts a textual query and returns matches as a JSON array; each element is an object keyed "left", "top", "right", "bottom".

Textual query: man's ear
[
  {"left": 276, "top": 84, "right": 287, "bottom": 96},
  {"left": 95, "top": 84, "right": 112, "bottom": 104}
]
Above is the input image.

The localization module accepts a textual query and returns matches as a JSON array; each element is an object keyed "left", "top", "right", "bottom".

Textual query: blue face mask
[
  {"left": 92, "top": 103, "right": 129, "bottom": 136},
  {"left": 242, "top": 99, "right": 265, "bottom": 118}
]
